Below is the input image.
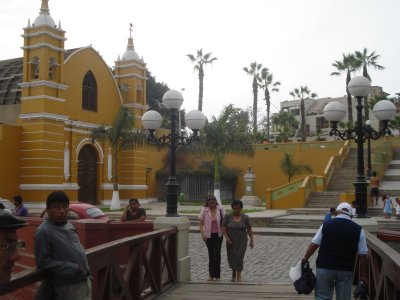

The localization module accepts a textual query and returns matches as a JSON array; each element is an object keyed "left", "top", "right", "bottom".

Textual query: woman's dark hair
[
  {"left": 0, "top": 203, "right": 5, "bottom": 209},
  {"left": 128, "top": 198, "right": 140, "bottom": 205},
  {"left": 204, "top": 195, "right": 219, "bottom": 207},
  {"left": 231, "top": 199, "right": 243, "bottom": 209},
  {"left": 13, "top": 195, "right": 23, "bottom": 204},
  {"left": 46, "top": 191, "right": 69, "bottom": 208}
]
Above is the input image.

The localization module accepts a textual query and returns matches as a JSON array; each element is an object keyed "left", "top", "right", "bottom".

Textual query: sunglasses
[{"left": 1, "top": 240, "right": 26, "bottom": 256}]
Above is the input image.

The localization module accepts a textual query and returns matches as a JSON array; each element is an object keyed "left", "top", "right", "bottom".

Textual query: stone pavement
[{"left": 188, "top": 232, "right": 317, "bottom": 284}]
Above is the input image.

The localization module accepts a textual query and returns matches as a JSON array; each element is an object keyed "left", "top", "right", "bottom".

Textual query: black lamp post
[
  {"left": 323, "top": 76, "right": 396, "bottom": 218},
  {"left": 141, "top": 90, "right": 206, "bottom": 217},
  {"left": 365, "top": 120, "right": 372, "bottom": 178}
]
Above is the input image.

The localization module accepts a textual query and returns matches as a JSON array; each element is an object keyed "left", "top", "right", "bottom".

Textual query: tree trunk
[
  {"left": 110, "top": 152, "right": 121, "bottom": 210},
  {"left": 265, "top": 88, "right": 271, "bottom": 141},
  {"left": 346, "top": 71, "right": 353, "bottom": 124},
  {"left": 300, "top": 98, "right": 306, "bottom": 142},
  {"left": 252, "top": 77, "right": 258, "bottom": 135},
  {"left": 213, "top": 158, "right": 221, "bottom": 205},
  {"left": 198, "top": 65, "right": 204, "bottom": 111}
]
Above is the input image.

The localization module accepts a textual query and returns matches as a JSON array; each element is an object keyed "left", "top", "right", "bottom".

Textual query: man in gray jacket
[{"left": 35, "top": 191, "right": 91, "bottom": 300}]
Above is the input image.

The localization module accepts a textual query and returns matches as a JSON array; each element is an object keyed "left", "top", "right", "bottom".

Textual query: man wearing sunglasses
[{"left": 0, "top": 210, "right": 27, "bottom": 284}]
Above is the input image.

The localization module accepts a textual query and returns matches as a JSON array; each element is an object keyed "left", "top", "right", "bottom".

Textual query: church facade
[{"left": 0, "top": 0, "right": 153, "bottom": 207}]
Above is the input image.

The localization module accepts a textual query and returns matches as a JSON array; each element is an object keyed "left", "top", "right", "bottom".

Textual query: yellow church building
[{"left": 0, "top": 0, "right": 152, "bottom": 207}]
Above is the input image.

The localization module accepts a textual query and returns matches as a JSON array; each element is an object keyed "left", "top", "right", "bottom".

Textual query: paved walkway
[{"left": 188, "top": 233, "right": 316, "bottom": 284}]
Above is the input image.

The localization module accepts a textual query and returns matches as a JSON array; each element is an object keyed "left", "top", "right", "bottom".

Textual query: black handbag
[{"left": 293, "top": 260, "right": 316, "bottom": 295}]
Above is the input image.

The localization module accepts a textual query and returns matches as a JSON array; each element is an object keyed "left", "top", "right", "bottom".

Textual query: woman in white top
[{"left": 199, "top": 195, "right": 226, "bottom": 281}]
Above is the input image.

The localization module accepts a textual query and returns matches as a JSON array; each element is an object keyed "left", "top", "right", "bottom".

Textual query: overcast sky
[{"left": 1, "top": 0, "right": 399, "bottom": 121}]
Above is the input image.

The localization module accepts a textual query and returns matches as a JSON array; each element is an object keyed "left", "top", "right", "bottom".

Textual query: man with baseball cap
[
  {"left": 302, "top": 202, "right": 368, "bottom": 299},
  {"left": 0, "top": 210, "right": 27, "bottom": 284}
]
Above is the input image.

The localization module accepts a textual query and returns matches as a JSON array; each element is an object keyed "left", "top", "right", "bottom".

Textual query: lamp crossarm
[
  {"left": 146, "top": 131, "right": 200, "bottom": 148},
  {"left": 364, "top": 126, "right": 392, "bottom": 141},
  {"left": 328, "top": 128, "right": 357, "bottom": 141}
]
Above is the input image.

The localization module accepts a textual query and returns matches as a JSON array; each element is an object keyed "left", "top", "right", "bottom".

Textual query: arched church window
[
  {"left": 82, "top": 71, "right": 97, "bottom": 112},
  {"left": 48, "top": 58, "right": 57, "bottom": 81},
  {"left": 30, "top": 57, "right": 39, "bottom": 80}
]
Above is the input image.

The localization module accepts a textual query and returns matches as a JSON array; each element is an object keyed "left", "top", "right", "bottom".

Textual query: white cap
[{"left": 336, "top": 202, "right": 353, "bottom": 216}]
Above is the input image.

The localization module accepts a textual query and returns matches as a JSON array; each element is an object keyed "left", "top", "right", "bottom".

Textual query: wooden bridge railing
[
  {"left": 0, "top": 227, "right": 177, "bottom": 299},
  {"left": 354, "top": 231, "right": 400, "bottom": 300}
]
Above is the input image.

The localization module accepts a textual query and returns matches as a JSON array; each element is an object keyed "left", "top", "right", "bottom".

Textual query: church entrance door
[{"left": 78, "top": 144, "right": 98, "bottom": 205}]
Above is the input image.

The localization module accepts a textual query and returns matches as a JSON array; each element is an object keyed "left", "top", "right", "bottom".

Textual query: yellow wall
[
  {"left": 224, "top": 141, "right": 344, "bottom": 201},
  {"left": 0, "top": 125, "right": 21, "bottom": 199}
]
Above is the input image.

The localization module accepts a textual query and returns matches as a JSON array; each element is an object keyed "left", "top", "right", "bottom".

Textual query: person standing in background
[
  {"left": 369, "top": 172, "right": 380, "bottom": 206},
  {"left": 12, "top": 195, "right": 29, "bottom": 217}
]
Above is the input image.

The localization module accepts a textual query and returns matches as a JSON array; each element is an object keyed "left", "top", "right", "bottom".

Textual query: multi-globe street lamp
[
  {"left": 323, "top": 76, "right": 396, "bottom": 218},
  {"left": 141, "top": 90, "right": 206, "bottom": 217}
]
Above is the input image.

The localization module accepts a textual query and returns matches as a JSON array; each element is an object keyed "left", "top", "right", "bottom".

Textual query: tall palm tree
[
  {"left": 289, "top": 86, "right": 317, "bottom": 142},
  {"left": 195, "top": 104, "right": 255, "bottom": 203},
  {"left": 243, "top": 62, "right": 263, "bottom": 135},
  {"left": 91, "top": 107, "right": 145, "bottom": 210},
  {"left": 187, "top": 49, "right": 218, "bottom": 112},
  {"left": 331, "top": 53, "right": 360, "bottom": 124},
  {"left": 260, "top": 67, "right": 280, "bottom": 142},
  {"left": 271, "top": 110, "right": 298, "bottom": 142},
  {"left": 355, "top": 48, "right": 385, "bottom": 119},
  {"left": 280, "top": 153, "right": 313, "bottom": 182}
]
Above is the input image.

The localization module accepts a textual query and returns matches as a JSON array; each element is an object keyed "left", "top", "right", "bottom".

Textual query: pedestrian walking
[
  {"left": 222, "top": 200, "right": 254, "bottom": 282},
  {"left": 302, "top": 202, "right": 368, "bottom": 300},
  {"left": 369, "top": 172, "right": 380, "bottom": 206},
  {"left": 34, "top": 191, "right": 91, "bottom": 300},
  {"left": 382, "top": 195, "right": 394, "bottom": 219},
  {"left": 199, "top": 195, "right": 226, "bottom": 281}
]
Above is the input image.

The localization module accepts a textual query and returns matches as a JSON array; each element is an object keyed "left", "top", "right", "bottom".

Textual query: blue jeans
[{"left": 315, "top": 268, "right": 353, "bottom": 300}]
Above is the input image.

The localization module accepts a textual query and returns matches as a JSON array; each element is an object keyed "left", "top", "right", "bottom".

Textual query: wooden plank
[{"left": 154, "top": 283, "right": 314, "bottom": 299}]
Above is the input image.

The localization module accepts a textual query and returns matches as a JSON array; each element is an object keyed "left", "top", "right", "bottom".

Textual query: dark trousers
[{"left": 205, "top": 233, "right": 223, "bottom": 278}]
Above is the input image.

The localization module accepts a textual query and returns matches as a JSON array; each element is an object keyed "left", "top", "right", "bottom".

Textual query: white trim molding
[
  {"left": 19, "top": 183, "right": 79, "bottom": 190},
  {"left": 19, "top": 80, "right": 69, "bottom": 90},
  {"left": 22, "top": 30, "right": 66, "bottom": 41},
  {"left": 101, "top": 184, "right": 148, "bottom": 190},
  {"left": 76, "top": 138, "right": 104, "bottom": 162},
  {"left": 21, "top": 43, "right": 64, "bottom": 52},
  {"left": 19, "top": 112, "right": 69, "bottom": 121},
  {"left": 21, "top": 95, "right": 66, "bottom": 102},
  {"left": 113, "top": 73, "right": 147, "bottom": 80},
  {"left": 123, "top": 103, "right": 147, "bottom": 110}
]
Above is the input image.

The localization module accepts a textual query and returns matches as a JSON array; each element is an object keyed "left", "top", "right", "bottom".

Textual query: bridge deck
[{"left": 155, "top": 282, "right": 314, "bottom": 299}]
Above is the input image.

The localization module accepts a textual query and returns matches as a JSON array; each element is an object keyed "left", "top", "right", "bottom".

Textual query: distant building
[{"left": 271, "top": 86, "right": 394, "bottom": 142}]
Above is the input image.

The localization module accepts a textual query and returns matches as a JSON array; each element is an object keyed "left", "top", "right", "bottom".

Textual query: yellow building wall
[
  {"left": 224, "top": 141, "right": 345, "bottom": 201},
  {"left": 0, "top": 125, "right": 21, "bottom": 199}
]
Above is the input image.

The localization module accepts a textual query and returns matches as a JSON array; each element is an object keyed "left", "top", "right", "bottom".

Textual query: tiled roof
[
  {"left": 0, "top": 48, "right": 82, "bottom": 106},
  {"left": 0, "top": 58, "right": 22, "bottom": 105}
]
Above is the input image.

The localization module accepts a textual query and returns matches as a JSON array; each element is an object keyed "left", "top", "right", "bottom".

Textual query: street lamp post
[
  {"left": 141, "top": 90, "right": 206, "bottom": 217},
  {"left": 323, "top": 76, "right": 396, "bottom": 218},
  {"left": 365, "top": 120, "right": 372, "bottom": 178}
]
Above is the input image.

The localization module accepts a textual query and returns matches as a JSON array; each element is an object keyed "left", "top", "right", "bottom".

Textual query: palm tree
[
  {"left": 91, "top": 107, "right": 145, "bottom": 210},
  {"left": 280, "top": 153, "right": 313, "bottom": 182},
  {"left": 187, "top": 49, "right": 218, "bottom": 112},
  {"left": 271, "top": 110, "right": 298, "bottom": 142},
  {"left": 260, "top": 67, "right": 280, "bottom": 142},
  {"left": 243, "top": 62, "right": 263, "bottom": 135},
  {"left": 355, "top": 48, "right": 385, "bottom": 119},
  {"left": 331, "top": 53, "right": 360, "bottom": 124},
  {"left": 289, "top": 86, "right": 317, "bottom": 142},
  {"left": 195, "top": 104, "right": 255, "bottom": 203}
]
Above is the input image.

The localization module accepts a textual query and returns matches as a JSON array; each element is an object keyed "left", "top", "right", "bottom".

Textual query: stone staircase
[{"left": 305, "top": 148, "right": 359, "bottom": 209}]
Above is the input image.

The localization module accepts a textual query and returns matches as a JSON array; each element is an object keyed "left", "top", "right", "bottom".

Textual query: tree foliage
[
  {"left": 90, "top": 107, "right": 146, "bottom": 192},
  {"left": 289, "top": 86, "right": 317, "bottom": 142},
  {"left": 193, "top": 104, "right": 255, "bottom": 189},
  {"left": 187, "top": 49, "right": 217, "bottom": 112},
  {"left": 280, "top": 153, "right": 313, "bottom": 182},
  {"left": 243, "top": 62, "right": 263, "bottom": 135}
]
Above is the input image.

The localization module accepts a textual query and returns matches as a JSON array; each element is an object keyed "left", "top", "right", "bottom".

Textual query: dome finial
[
  {"left": 40, "top": 0, "right": 50, "bottom": 15},
  {"left": 129, "top": 23, "right": 133, "bottom": 39}
]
